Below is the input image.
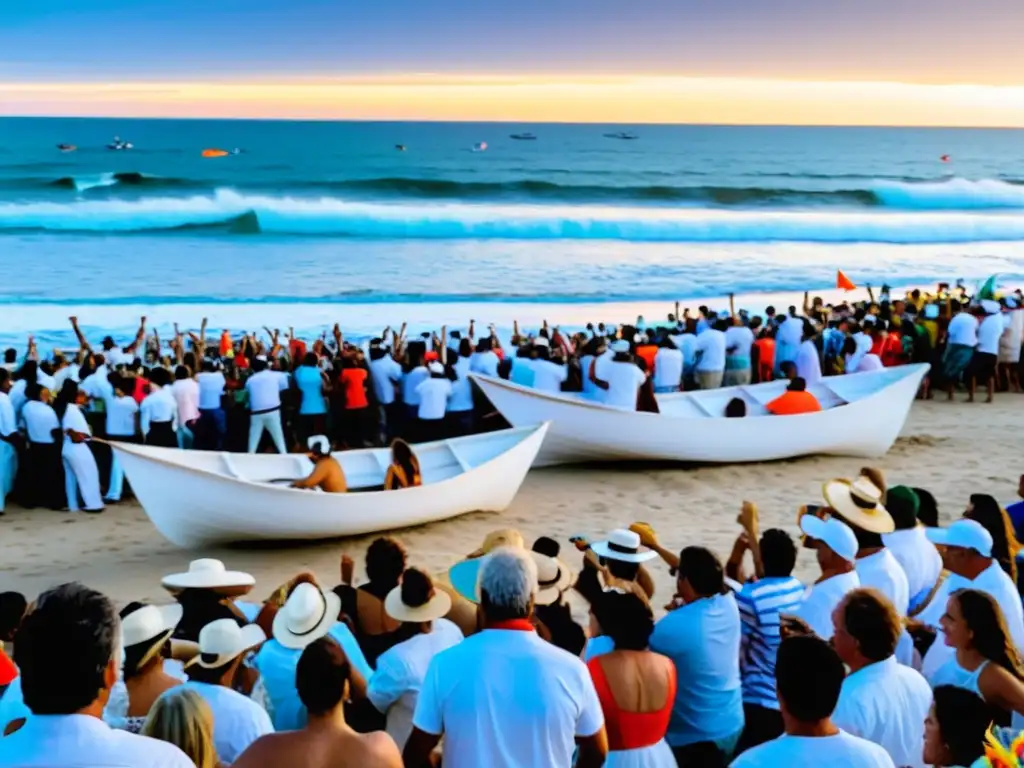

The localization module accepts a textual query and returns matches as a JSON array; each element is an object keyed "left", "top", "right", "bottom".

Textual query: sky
[{"left": 3, "top": 0, "right": 1024, "bottom": 125}]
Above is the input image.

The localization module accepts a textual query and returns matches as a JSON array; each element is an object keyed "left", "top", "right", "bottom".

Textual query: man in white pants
[
  {"left": 245, "top": 357, "right": 289, "bottom": 454},
  {"left": 0, "top": 369, "right": 17, "bottom": 515}
]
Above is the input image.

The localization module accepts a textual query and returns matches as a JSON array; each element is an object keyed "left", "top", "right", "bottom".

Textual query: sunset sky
[{"left": 3, "top": 0, "right": 1024, "bottom": 125}]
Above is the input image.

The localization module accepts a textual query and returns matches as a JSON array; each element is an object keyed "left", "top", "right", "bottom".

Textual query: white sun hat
[
  {"left": 122, "top": 603, "right": 183, "bottom": 650},
  {"left": 925, "top": 519, "right": 993, "bottom": 558},
  {"left": 799, "top": 515, "right": 858, "bottom": 563},
  {"left": 272, "top": 582, "right": 342, "bottom": 650},
  {"left": 591, "top": 529, "right": 658, "bottom": 564},
  {"left": 384, "top": 571, "right": 453, "bottom": 623},
  {"left": 307, "top": 435, "right": 330, "bottom": 456},
  {"left": 187, "top": 619, "right": 266, "bottom": 669},
  {"left": 427, "top": 361, "right": 445, "bottom": 375},
  {"left": 161, "top": 559, "right": 255, "bottom": 591}
]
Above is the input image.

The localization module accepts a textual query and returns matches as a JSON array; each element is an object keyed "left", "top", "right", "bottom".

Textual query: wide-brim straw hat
[
  {"left": 384, "top": 585, "right": 452, "bottom": 623},
  {"left": 591, "top": 529, "right": 658, "bottom": 564},
  {"left": 186, "top": 619, "right": 267, "bottom": 669},
  {"left": 272, "top": 582, "right": 341, "bottom": 650},
  {"left": 822, "top": 476, "right": 895, "bottom": 534},
  {"left": 465, "top": 528, "right": 525, "bottom": 559},
  {"left": 450, "top": 550, "right": 574, "bottom": 606},
  {"left": 162, "top": 559, "right": 255, "bottom": 593}
]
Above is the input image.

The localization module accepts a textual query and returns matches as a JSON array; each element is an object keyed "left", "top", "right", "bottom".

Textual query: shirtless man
[{"left": 291, "top": 436, "right": 347, "bottom": 493}]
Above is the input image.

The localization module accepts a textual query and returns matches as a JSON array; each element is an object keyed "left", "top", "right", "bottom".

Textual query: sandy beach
[{"left": 2, "top": 395, "right": 1020, "bottom": 614}]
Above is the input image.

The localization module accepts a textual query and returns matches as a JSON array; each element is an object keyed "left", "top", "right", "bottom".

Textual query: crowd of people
[
  {"left": 1, "top": 282, "right": 1022, "bottom": 514},
  {"left": 3, "top": 466, "right": 1024, "bottom": 766}
]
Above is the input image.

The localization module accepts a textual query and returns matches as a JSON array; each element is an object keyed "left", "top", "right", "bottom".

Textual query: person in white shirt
[
  {"left": 141, "top": 368, "right": 181, "bottom": 449},
  {"left": 102, "top": 375, "right": 140, "bottom": 503},
  {"left": 0, "top": 582, "right": 194, "bottom": 767},
  {"left": 404, "top": 547, "right": 608, "bottom": 768},
  {"left": 530, "top": 339, "right": 569, "bottom": 394},
  {"left": 830, "top": 588, "right": 932, "bottom": 768},
  {"left": 196, "top": 360, "right": 227, "bottom": 450},
  {"left": 970, "top": 300, "right": 1005, "bottom": 403},
  {"left": 943, "top": 305, "right": 979, "bottom": 400},
  {"left": 54, "top": 381, "right": 105, "bottom": 513},
  {"left": 653, "top": 336, "right": 684, "bottom": 393},
  {"left": 368, "top": 569, "right": 463, "bottom": 750},
  {"left": 845, "top": 324, "right": 875, "bottom": 374},
  {"left": 773, "top": 315, "right": 804, "bottom": 378},
  {"left": 998, "top": 298, "right": 1023, "bottom": 393},
  {"left": 446, "top": 341, "right": 476, "bottom": 436},
  {"left": 0, "top": 370, "right": 17, "bottom": 515},
  {"left": 591, "top": 340, "right": 647, "bottom": 410},
  {"left": 244, "top": 357, "right": 288, "bottom": 454},
  {"left": 794, "top": 321, "right": 822, "bottom": 387},
  {"left": 415, "top": 362, "right": 452, "bottom": 443},
  {"left": 731, "top": 635, "right": 895, "bottom": 767},
  {"left": 724, "top": 320, "right": 755, "bottom": 387},
  {"left": 19, "top": 383, "right": 65, "bottom": 510},
  {"left": 793, "top": 514, "right": 861, "bottom": 640},
  {"left": 79, "top": 357, "right": 114, "bottom": 429},
  {"left": 183, "top": 618, "right": 273, "bottom": 763},
  {"left": 694, "top": 319, "right": 727, "bottom": 389},
  {"left": 468, "top": 337, "right": 501, "bottom": 379},
  {"left": 370, "top": 343, "right": 405, "bottom": 441},
  {"left": 880, "top": 486, "right": 943, "bottom": 612},
  {"left": 170, "top": 366, "right": 200, "bottom": 449},
  {"left": 401, "top": 345, "right": 430, "bottom": 423}
]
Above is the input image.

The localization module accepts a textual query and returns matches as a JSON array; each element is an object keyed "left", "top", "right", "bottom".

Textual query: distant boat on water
[
  {"left": 106, "top": 136, "right": 133, "bottom": 151},
  {"left": 603, "top": 132, "right": 638, "bottom": 140},
  {"left": 472, "top": 142, "right": 488, "bottom": 152},
  {"left": 395, "top": 144, "right": 407, "bottom": 151},
  {"left": 510, "top": 133, "right": 537, "bottom": 140},
  {"left": 56, "top": 144, "right": 77, "bottom": 153}
]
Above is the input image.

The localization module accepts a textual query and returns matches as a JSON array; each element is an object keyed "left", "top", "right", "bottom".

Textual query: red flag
[{"left": 837, "top": 270, "right": 857, "bottom": 292}]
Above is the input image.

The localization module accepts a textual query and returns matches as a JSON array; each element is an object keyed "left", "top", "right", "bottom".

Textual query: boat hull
[
  {"left": 111, "top": 424, "right": 548, "bottom": 548},
  {"left": 473, "top": 366, "right": 928, "bottom": 467}
]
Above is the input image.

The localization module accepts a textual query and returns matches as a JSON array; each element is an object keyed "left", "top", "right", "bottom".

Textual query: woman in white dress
[{"left": 54, "top": 380, "right": 104, "bottom": 513}]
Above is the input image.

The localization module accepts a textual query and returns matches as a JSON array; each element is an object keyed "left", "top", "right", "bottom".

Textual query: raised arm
[
  {"left": 489, "top": 323, "right": 502, "bottom": 351},
  {"left": 511, "top": 320, "right": 521, "bottom": 347},
  {"left": 124, "top": 316, "right": 147, "bottom": 354},
  {"left": 440, "top": 325, "right": 448, "bottom": 365},
  {"left": 69, "top": 316, "right": 92, "bottom": 353},
  {"left": 468, "top": 318, "right": 476, "bottom": 341}
]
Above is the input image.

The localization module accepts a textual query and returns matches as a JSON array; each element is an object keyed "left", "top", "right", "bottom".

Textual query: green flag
[{"left": 978, "top": 275, "right": 998, "bottom": 300}]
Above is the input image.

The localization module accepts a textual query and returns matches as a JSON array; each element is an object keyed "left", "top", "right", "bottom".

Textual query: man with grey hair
[{"left": 404, "top": 547, "right": 608, "bottom": 768}]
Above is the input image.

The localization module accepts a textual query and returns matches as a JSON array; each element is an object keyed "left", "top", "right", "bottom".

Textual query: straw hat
[
  {"left": 162, "top": 559, "right": 255, "bottom": 592},
  {"left": 822, "top": 476, "right": 895, "bottom": 534},
  {"left": 121, "top": 603, "right": 183, "bottom": 671},
  {"left": 465, "top": 528, "right": 525, "bottom": 559},
  {"left": 186, "top": 619, "right": 266, "bottom": 669},
  {"left": 449, "top": 550, "right": 574, "bottom": 607},
  {"left": 272, "top": 582, "right": 341, "bottom": 650},
  {"left": 384, "top": 572, "right": 452, "bottom": 623},
  {"left": 591, "top": 529, "right": 658, "bottom": 564}
]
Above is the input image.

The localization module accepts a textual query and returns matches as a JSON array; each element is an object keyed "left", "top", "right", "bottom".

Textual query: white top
[
  {"left": 368, "top": 619, "right": 464, "bottom": 750},
  {"left": 412, "top": 628, "right": 604, "bottom": 768},
  {"left": 170, "top": 378, "right": 200, "bottom": 423},
  {"left": 80, "top": 367, "right": 114, "bottom": 408},
  {"left": 531, "top": 360, "right": 568, "bottom": 394},
  {"left": 730, "top": 731, "right": 895, "bottom": 768},
  {"left": 847, "top": 332, "right": 874, "bottom": 373},
  {"left": 653, "top": 347, "right": 684, "bottom": 389},
  {"left": 61, "top": 403, "right": 91, "bottom": 444},
  {"left": 245, "top": 370, "right": 288, "bottom": 412},
  {"left": 0, "top": 391, "right": 16, "bottom": 437},
  {"left": 105, "top": 395, "right": 139, "bottom": 437},
  {"left": 694, "top": 329, "right": 726, "bottom": 372},
  {"left": 183, "top": 681, "right": 274, "bottom": 764},
  {"left": 977, "top": 313, "right": 1007, "bottom": 355},
  {"left": 469, "top": 351, "right": 500, "bottom": 378},
  {"left": 793, "top": 571, "right": 860, "bottom": 640},
  {"left": 416, "top": 377, "right": 452, "bottom": 420},
  {"left": 724, "top": 325, "right": 755, "bottom": 360},
  {"left": 855, "top": 549, "right": 910, "bottom": 616},
  {"left": 8, "top": 379, "right": 28, "bottom": 418},
  {"left": 21, "top": 400, "right": 60, "bottom": 444},
  {"left": 831, "top": 656, "right": 932, "bottom": 768},
  {"left": 140, "top": 387, "right": 178, "bottom": 434},
  {"left": 947, "top": 311, "right": 979, "bottom": 347},
  {"left": 54, "top": 364, "right": 81, "bottom": 389},
  {"left": 795, "top": 339, "right": 822, "bottom": 385},
  {"left": 602, "top": 360, "right": 646, "bottom": 410},
  {"left": 881, "top": 528, "right": 943, "bottom": 609},
  {"left": 197, "top": 371, "right": 226, "bottom": 410},
  {"left": 776, "top": 316, "right": 805, "bottom": 347},
  {"left": 402, "top": 366, "right": 429, "bottom": 406},
  {"left": 447, "top": 356, "right": 475, "bottom": 413},
  {"left": 0, "top": 713, "right": 194, "bottom": 767},
  {"left": 370, "top": 355, "right": 403, "bottom": 406},
  {"left": 671, "top": 333, "right": 698, "bottom": 370}
]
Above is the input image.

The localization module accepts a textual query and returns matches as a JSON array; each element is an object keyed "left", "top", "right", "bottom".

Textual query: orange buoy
[{"left": 202, "top": 148, "right": 229, "bottom": 158}]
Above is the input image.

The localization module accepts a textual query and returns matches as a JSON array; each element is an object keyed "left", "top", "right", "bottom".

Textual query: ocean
[{"left": 2, "top": 117, "right": 1024, "bottom": 349}]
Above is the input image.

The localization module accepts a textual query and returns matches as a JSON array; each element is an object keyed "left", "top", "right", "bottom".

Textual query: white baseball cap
[
  {"left": 610, "top": 340, "right": 630, "bottom": 354},
  {"left": 925, "top": 519, "right": 993, "bottom": 557},
  {"left": 800, "top": 515, "right": 858, "bottom": 562},
  {"left": 427, "top": 361, "right": 445, "bottom": 374}
]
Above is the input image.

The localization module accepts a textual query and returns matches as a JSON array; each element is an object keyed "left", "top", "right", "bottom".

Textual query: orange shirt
[
  {"left": 340, "top": 368, "right": 369, "bottom": 409},
  {"left": 766, "top": 390, "right": 822, "bottom": 415},
  {"left": 754, "top": 338, "right": 776, "bottom": 381},
  {"left": 219, "top": 331, "right": 233, "bottom": 357},
  {"left": 635, "top": 345, "right": 658, "bottom": 372},
  {"left": 0, "top": 646, "right": 16, "bottom": 686}
]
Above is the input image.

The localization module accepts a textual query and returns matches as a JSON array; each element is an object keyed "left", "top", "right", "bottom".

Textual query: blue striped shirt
[{"left": 736, "top": 576, "right": 806, "bottom": 710}]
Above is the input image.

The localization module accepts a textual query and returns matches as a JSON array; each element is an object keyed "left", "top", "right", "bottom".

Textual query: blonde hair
[{"left": 141, "top": 688, "right": 218, "bottom": 768}]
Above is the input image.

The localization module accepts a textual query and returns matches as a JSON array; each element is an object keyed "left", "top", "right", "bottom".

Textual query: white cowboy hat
[
  {"left": 186, "top": 619, "right": 266, "bottom": 669},
  {"left": 307, "top": 435, "right": 330, "bottom": 456},
  {"left": 591, "top": 529, "right": 658, "bottom": 564},
  {"left": 449, "top": 551, "right": 574, "bottom": 607},
  {"left": 822, "top": 477, "right": 895, "bottom": 534},
  {"left": 162, "top": 559, "right": 255, "bottom": 591},
  {"left": 272, "top": 582, "right": 341, "bottom": 650},
  {"left": 122, "top": 603, "right": 183, "bottom": 650},
  {"left": 384, "top": 582, "right": 452, "bottom": 624}
]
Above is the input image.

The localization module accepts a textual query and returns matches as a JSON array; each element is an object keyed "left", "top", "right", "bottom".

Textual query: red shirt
[
  {"left": 340, "top": 368, "right": 369, "bottom": 409},
  {"left": 0, "top": 647, "right": 16, "bottom": 686}
]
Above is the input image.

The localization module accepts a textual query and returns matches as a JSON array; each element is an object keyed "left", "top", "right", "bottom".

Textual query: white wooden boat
[
  {"left": 110, "top": 424, "right": 548, "bottom": 548},
  {"left": 472, "top": 365, "right": 928, "bottom": 467}
]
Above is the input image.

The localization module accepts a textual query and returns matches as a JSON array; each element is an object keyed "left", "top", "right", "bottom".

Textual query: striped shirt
[{"left": 736, "top": 576, "right": 806, "bottom": 709}]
